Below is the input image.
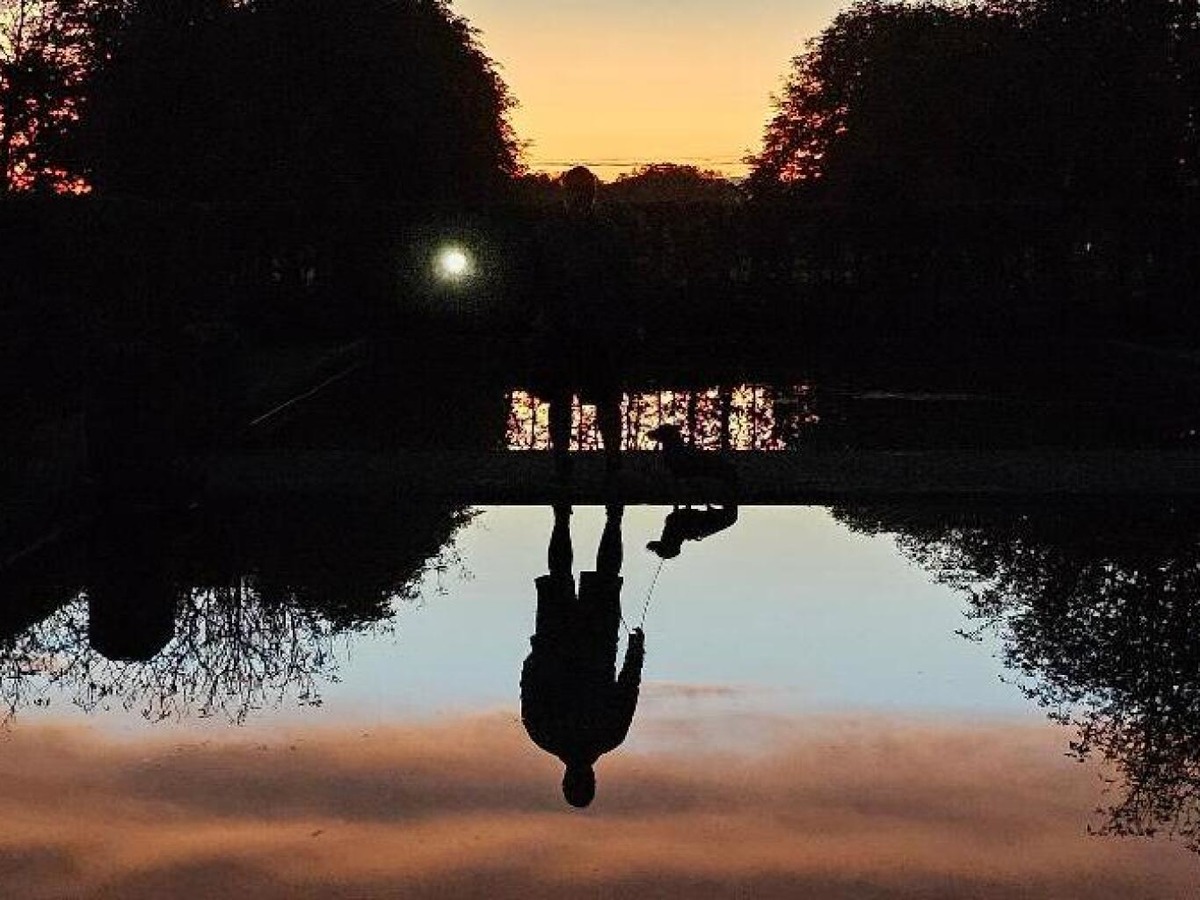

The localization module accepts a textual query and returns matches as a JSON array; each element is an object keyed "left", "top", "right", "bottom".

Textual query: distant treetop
[
  {"left": 749, "top": 0, "right": 1199, "bottom": 203},
  {"left": 81, "top": 0, "right": 520, "bottom": 204},
  {"left": 603, "top": 163, "right": 742, "bottom": 204}
]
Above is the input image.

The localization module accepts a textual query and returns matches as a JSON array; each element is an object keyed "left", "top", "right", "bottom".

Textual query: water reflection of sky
[
  {"left": 322, "top": 506, "right": 1030, "bottom": 724},
  {"left": 8, "top": 505, "right": 1199, "bottom": 896},
  {"left": 17, "top": 506, "right": 1030, "bottom": 729}
]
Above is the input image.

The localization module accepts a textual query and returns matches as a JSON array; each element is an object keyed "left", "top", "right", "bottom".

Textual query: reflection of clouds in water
[
  {"left": 506, "top": 385, "right": 819, "bottom": 451},
  {"left": 628, "top": 683, "right": 768, "bottom": 754},
  {"left": 834, "top": 504, "right": 1200, "bottom": 854},
  {"left": 1, "top": 712, "right": 1194, "bottom": 898},
  {"left": 641, "top": 682, "right": 745, "bottom": 700}
]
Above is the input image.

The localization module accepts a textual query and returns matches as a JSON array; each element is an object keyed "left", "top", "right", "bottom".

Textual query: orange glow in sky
[
  {"left": 4, "top": 715, "right": 1197, "bottom": 897},
  {"left": 454, "top": 1, "right": 847, "bottom": 178}
]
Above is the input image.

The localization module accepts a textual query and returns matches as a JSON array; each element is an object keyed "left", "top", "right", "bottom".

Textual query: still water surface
[{"left": 2, "top": 503, "right": 1198, "bottom": 896}]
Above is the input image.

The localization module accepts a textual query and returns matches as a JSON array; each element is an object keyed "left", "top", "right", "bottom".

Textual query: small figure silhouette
[
  {"left": 521, "top": 504, "right": 644, "bottom": 807},
  {"left": 648, "top": 424, "right": 738, "bottom": 485},
  {"left": 647, "top": 504, "right": 739, "bottom": 560}
]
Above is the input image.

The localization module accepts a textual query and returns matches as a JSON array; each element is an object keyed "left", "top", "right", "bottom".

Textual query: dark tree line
[
  {"left": 1, "top": 0, "right": 519, "bottom": 202},
  {"left": 835, "top": 503, "right": 1200, "bottom": 853},
  {"left": 751, "top": 0, "right": 1200, "bottom": 203},
  {"left": 0, "top": 497, "right": 474, "bottom": 722},
  {"left": 0, "top": 0, "right": 522, "bottom": 449}
]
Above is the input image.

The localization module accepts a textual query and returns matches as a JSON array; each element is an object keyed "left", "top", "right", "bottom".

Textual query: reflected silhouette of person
[
  {"left": 647, "top": 504, "right": 739, "bottom": 560},
  {"left": 534, "top": 166, "right": 632, "bottom": 477},
  {"left": 522, "top": 504, "right": 645, "bottom": 807}
]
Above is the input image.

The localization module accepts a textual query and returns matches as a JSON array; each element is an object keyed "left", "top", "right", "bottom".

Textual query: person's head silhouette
[
  {"left": 560, "top": 166, "right": 598, "bottom": 216},
  {"left": 562, "top": 762, "right": 597, "bottom": 808}
]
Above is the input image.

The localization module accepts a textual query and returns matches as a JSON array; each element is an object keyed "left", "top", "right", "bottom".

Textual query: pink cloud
[{"left": 0, "top": 715, "right": 1193, "bottom": 898}]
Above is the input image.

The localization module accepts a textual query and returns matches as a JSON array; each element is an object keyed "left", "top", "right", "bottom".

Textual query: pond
[{"left": 2, "top": 500, "right": 1197, "bottom": 897}]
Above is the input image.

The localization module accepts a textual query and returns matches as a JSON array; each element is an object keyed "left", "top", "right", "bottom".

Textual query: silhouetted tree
[
  {"left": 512, "top": 171, "right": 561, "bottom": 206},
  {"left": 750, "top": 0, "right": 1195, "bottom": 202},
  {"left": 85, "top": 0, "right": 519, "bottom": 203},
  {"left": 0, "top": 499, "right": 474, "bottom": 723},
  {"left": 751, "top": 2, "right": 998, "bottom": 198},
  {"left": 0, "top": 584, "right": 347, "bottom": 722},
  {"left": 0, "top": 0, "right": 105, "bottom": 191},
  {"left": 603, "top": 163, "right": 742, "bottom": 204},
  {"left": 835, "top": 503, "right": 1200, "bottom": 853}
]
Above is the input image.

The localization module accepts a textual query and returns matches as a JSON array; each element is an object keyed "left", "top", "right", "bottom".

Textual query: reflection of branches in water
[
  {"left": 835, "top": 505, "right": 1200, "bottom": 853},
  {"left": 1, "top": 585, "right": 346, "bottom": 724},
  {"left": 410, "top": 536, "right": 473, "bottom": 605},
  {"left": 0, "top": 511, "right": 475, "bottom": 725},
  {"left": 506, "top": 385, "right": 819, "bottom": 451}
]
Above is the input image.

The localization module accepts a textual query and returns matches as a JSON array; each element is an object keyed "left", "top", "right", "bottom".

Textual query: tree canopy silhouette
[
  {"left": 603, "top": 163, "right": 742, "bottom": 204},
  {"left": 835, "top": 503, "right": 1200, "bottom": 853},
  {"left": 0, "top": 498, "right": 473, "bottom": 723},
  {"left": 0, "top": 0, "right": 116, "bottom": 192},
  {"left": 85, "top": 0, "right": 519, "bottom": 203},
  {"left": 751, "top": 0, "right": 1198, "bottom": 202}
]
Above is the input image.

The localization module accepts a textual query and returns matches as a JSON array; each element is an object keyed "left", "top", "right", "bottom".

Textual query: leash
[{"left": 622, "top": 557, "right": 666, "bottom": 634}]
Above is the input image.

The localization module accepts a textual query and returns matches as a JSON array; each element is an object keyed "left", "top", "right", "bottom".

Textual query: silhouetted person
[
  {"left": 533, "top": 166, "right": 633, "bottom": 476},
  {"left": 522, "top": 504, "right": 645, "bottom": 807},
  {"left": 548, "top": 385, "right": 622, "bottom": 478},
  {"left": 647, "top": 504, "right": 739, "bottom": 560}
]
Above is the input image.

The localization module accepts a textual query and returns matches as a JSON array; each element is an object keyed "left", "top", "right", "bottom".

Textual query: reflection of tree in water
[
  {"left": 2, "top": 584, "right": 345, "bottom": 723},
  {"left": 835, "top": 503, "right": 1200, "bottom": 852},
  {"left": 0, "top": 502, "right": 473, "bottom": 724},
  {"left": 507, "top": 384, "right": 819, "bottom": 451}
]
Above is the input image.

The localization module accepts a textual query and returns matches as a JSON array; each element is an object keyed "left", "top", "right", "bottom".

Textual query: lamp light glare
[{"left": 435, "top": 246, "right": 471, "bottom": 281}]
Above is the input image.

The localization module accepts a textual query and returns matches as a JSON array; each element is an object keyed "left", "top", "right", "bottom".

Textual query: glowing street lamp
[{"left": 434, "top": 245, "right": 472, "bottom": 282}]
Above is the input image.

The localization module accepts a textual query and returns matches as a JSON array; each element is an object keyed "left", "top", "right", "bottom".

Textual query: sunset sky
[
  {"left": 7, "top": 507, "right": 1199, "bottom": 894},
  {"left": 4, "top": 715, "right": 1196, "bottom": 898},
  {"left": 454, "top": 0, "right": 848, "bottom": 178}
]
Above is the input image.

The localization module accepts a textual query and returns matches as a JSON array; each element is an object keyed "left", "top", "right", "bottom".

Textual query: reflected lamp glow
[{"left": 434, "top": 245, "right": 472, "bottom": 282}]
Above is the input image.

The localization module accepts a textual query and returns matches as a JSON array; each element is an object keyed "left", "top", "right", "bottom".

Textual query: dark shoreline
[{"left": 200, "top": 448, "right": 1200, "bottom": 504}]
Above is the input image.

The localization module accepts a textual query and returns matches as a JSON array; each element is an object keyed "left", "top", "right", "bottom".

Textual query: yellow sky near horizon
[{"left": 453, "top": 1, "right": 848, "bottom": 178}]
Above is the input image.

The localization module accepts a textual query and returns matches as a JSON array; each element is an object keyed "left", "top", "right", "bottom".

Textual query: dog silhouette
[{"left": 646, "top": 424, "right": 738, "bottom": 486}]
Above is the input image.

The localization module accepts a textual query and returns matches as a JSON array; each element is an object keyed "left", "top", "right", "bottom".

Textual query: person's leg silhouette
[
  {"left": 597, "top": 505, "right": 623, "bottom": 578},
  {"left": 550, "top": 389, "right": 573, "bottom": 479},
  {"left": 550, "top": 503, "right": 574, "bottom": 577},
  {"left": 597, "top": 393, "right": 622, "bottom": 473}
]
